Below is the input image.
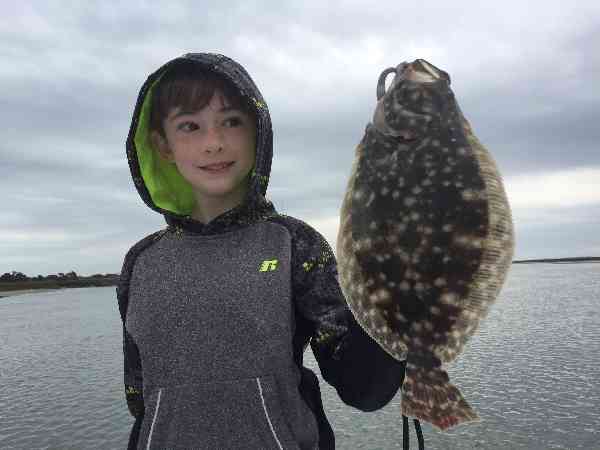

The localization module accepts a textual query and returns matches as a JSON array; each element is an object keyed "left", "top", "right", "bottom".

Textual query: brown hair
[{"left": 149, "top": 61, "right": 254, "bottom": 137}]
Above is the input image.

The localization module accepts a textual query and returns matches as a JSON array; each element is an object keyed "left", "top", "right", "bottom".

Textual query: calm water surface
[{"left": 1, "top": 263, "right": 599, "bottom": 449}]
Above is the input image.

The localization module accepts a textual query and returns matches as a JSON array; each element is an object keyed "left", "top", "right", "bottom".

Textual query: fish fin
[{"left": 400, "top": 355, "right": 480, "bottom": 431}]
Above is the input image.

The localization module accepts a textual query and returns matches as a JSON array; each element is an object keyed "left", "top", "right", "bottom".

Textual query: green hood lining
[
  {"left": 133, "top": 74, "right": 258, "bottom": 216},
  {"left": 134, "top": 75, "right": 196, "bottom": 215}
]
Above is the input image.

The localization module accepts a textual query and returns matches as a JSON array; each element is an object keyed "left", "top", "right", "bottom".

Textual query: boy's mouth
[{"left": 199, "top": 161, "right": 235, "bottom": 172}]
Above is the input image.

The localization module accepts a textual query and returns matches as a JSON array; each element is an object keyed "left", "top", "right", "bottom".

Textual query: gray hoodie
[{"left": 117, "top": 52, "right": 406, "bottom": 450}]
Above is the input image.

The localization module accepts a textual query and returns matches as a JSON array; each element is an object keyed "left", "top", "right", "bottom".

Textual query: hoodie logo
[
  {"left": 259, "top": 259, "right": 278, "bottom": 272},
  {"left": 252, "top": 97, "right": 266, "bottom": 110}
]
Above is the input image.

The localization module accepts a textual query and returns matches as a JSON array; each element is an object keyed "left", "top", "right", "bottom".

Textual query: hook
[{"left": 377, "top": 67, "right": 398, "bottom": 101}]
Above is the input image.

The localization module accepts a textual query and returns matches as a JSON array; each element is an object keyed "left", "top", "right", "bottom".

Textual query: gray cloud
[{"left": 2, "top": 1, "right": 599, "bottom": 276}]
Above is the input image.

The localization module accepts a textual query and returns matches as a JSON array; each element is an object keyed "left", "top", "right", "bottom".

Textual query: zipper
[
  {"left": 256, "top": 378, "right": 284, "bottom": 450},
  {"left": 146, "top": 388, "right": 162, "bottom": 450}
]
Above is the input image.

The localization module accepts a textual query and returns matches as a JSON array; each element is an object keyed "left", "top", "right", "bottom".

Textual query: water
[{"left": 1, "top": 263, "right": 599, "bottom": 450}]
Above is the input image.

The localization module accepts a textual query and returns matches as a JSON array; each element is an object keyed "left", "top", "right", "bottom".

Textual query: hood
[{"left": 125, "top": 53, "right": 274, "bottom": 234}]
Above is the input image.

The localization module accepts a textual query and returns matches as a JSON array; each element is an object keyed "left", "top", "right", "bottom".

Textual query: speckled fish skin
[{"left": 336, "top": 59, "right": 514, "bottom": 431}]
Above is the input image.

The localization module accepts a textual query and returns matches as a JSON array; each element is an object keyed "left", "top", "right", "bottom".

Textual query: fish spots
[
  {"left": 453, "top": 235, "right": 471, "bottom": 246},
  {"left": 369, "top": 287, "right": 391, "bottom": 305},
  {"left": 352, "top": 238, "right": 373, "bottom": 252},
  {"left": 398, "top": 250, "right": 410, "bottom": 263},
  {"left": 385, "top": 233, "right": 399, "bottom": 245},
  {"left": 395, "top": 223, "right": 408, "bottom": 233},
  {"left": 461, "top": 189, "right": 477, "bottom": 201},
  {"left": 434, "top": 277, "right": 447, "bottom": 287},
  {"left": 440, "top": 292, "right": 458, "bottom": 305},
  {"left": 392, "top": 340, "right": 404, "bottom": 349},
  {"left": 338, "top": 59, "right": 514, "bottom": 431},
  {"left": 405, "top": 268, "right": 420, "bottom": 280},
  {"left": 375, "top": 253, "right": 392, "bottom": 263},
  {"left": 379, "top": 325, "right": 391, "bottom": 334},
  {"left": 395, "top": 312, "right": 408, "bottom": 323},
  {"left": 453, "top": 234, "right": 484, "bottom": 249},
  {"left": 365, "top": 192, "right": 376, "bottom": 207}
]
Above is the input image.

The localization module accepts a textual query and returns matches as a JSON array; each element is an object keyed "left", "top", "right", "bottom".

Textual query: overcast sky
[{"left": 2, "top": 1, "right": 599, "bottom": 277}]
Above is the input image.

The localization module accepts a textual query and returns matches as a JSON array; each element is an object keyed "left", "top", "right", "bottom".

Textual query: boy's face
[{"left": 153, "top": 89, "right": 257, "bottom": 210}]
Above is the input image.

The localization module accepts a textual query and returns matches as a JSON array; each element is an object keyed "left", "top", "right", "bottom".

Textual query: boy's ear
[{"left": 150, "top": 130, "right": 174, "bottom": 162}]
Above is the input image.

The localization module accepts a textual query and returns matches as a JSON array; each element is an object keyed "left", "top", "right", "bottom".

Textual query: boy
[{"left": 117, "top": 52, "right": 406, "bottom": 450}]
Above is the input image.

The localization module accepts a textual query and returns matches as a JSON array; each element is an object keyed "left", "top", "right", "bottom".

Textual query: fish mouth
[
  {"left": 371, "top": 58, "right": 452, "bottom": 139},
  {"left": 377, "top": 59, "right": 450, "bottom": 100},
  {"left": 402, "top": 59, "right": 448, "bottom": 83}
]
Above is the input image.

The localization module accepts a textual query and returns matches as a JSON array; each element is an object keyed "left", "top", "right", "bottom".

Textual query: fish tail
[{"left": 401, "top": 355, "right": 480, "bottom": 431}]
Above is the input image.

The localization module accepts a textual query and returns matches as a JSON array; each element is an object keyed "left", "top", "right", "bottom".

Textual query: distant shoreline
[
  {"left": 2, "top": 257, "right": 598, "bottom": 298},
  {"left": 0, "top": 288, "right": 68, "bottom": 298},
  {"left": 512, "top": 257, "right": 600, "bottom": 264},
  {"left": 0, "top": 278, "right": 118, "bottom": 299}
]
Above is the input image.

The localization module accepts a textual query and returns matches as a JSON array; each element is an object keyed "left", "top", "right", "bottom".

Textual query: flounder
[{"left": 336, "top": 59, "right": 515, "bottom": 431}]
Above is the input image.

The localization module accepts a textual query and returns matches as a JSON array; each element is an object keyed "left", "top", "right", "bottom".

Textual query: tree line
[{"left": 1, "top": 271, "right": 117, "bottom": 282}]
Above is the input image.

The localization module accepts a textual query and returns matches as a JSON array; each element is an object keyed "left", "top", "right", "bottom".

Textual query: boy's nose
[{"left": 203, "top": 126, "right": 224, "bottom": 153}]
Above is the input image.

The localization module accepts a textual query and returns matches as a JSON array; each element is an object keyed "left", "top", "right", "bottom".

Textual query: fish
[{"left": 336, "top": 59, "right": 515, "bottom": 431}]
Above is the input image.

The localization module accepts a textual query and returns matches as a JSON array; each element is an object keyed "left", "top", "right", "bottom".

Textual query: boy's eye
[
  {"left": 177, "top": 121, "right": 199, "bottom": 132},
  {"left": 223, "top": 116, "right": 243, "bottom": 127}
]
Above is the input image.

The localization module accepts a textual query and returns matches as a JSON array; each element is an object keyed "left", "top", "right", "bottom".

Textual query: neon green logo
[
  {"left": 302, "top": 261, "right": 315, "bottom": 272},
  {"left": 259, "top": 259, "right": 278, "bottom": 272},
  {"left": 253, "top": 97, "right": 266, "bottom": 109},
  {"left": 125, "top": 386, "right": 141, "bottom": 395}
]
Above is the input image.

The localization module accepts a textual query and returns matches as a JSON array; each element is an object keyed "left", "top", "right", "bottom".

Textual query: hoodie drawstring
[{"left": 402, "top": 414, "right": 425, "bottom": 450}]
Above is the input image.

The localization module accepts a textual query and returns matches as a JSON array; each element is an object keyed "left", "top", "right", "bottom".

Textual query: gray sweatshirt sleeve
[
  {"left": 123, "top": 326, "right": 145, "bottom": 417},
  {"left": 116, "top": 231, "right": 166, "bottom": 419},
  {"left": 291, "top": 219, "right": 406, "bottom": 411}
]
